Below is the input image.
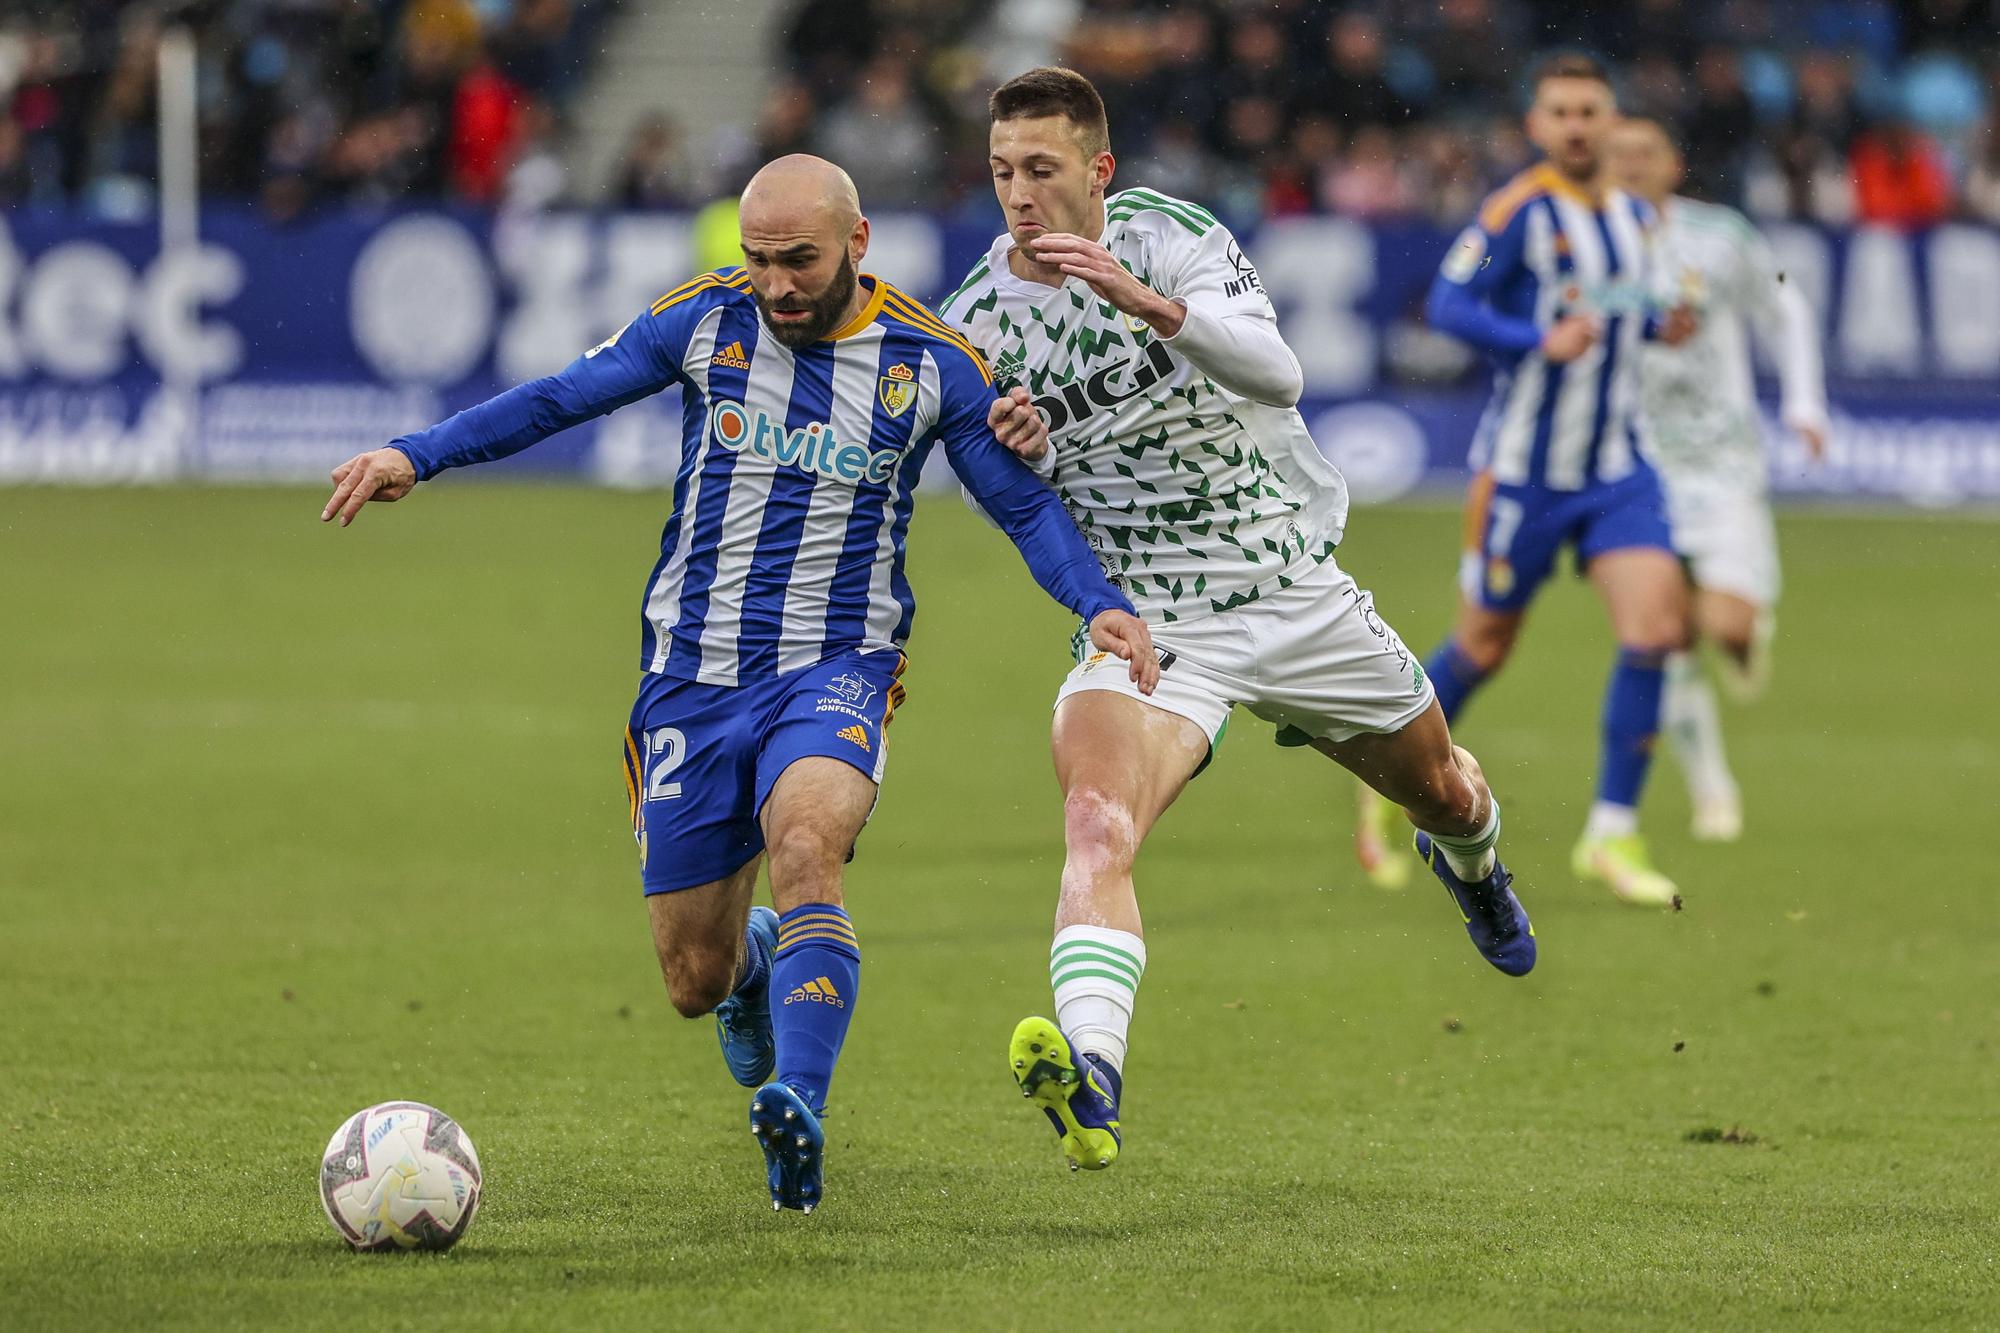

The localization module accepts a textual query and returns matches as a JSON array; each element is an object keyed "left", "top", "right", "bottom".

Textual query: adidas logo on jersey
[
  {"left": 835, "top": 724, "right": 870, "bottom": 751},
  {"left": 710, "top": 340, "right": 751, "bottom": 369},
  {"left": 783, "top": 976, "right": 845, "bottom": 1008}
]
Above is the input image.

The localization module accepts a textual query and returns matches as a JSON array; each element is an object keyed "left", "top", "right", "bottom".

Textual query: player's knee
[
  {"left": 1701, "top": 604, "right": 1757, "bottom": 661},
  {"left": 1643, "top": 586, "right": 1696, "bottom": 652},
  {"left": 764, "top": 816, "right": 847, "bottom": 886},
  {"left": 1622, "top": 619, "right": 1687, "bottom": 656},
  {"left": 662, "top": 954, "right": 734, "bottom": 1019},
  {"left": 1063, "top": 784, "right": 1140, "bottom": 874},
  {"left": 1456, "top": 622, "right": 1518, "bottom": 672},
  {"left": 1715, "top": 627, "right": 1754, "bottom": 663}
]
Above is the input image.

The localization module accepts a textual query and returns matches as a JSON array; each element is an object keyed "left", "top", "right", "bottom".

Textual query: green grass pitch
[{"left": 2, "top": 487, "right": 1995, "bottom": 1330}]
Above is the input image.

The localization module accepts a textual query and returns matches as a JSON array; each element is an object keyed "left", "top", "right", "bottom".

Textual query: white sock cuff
[
  {"left": 1433, "top": 795, "right": 1500, "bottom": 855},
  {"left": 1050, "top": 925, "right": 1146, "bottom": 989},
  {"left": 1586, "top": 800, "right": 1640, "bottom": 839},
  {"left": 1050, "top": 926, "right": 1144, "bottom": 1072}
]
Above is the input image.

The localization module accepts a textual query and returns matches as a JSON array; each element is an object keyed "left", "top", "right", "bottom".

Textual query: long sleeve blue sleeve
[
  {"left": 934, "top": 365, "right": 1133, "bottom": 625},
  {"left": 1426, "top": 278, "right": 1543, "bottom": 356},
  {"left": 1425, "top": 210, "right": 1543, "bottom": 357},
  {"left": 391, "top": 311, "right": 681, "bottom": 480}
]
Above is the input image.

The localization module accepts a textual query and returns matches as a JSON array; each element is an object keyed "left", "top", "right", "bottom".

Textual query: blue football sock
[
  {"left": 769, "top": 904, "right": 860, "bottom": 1114},
  {"left": 731, "top": 917, "right": 771, "bottom": 997},
  {"left": 1598, "top": 647, "right": 1667, "bottom": 808},
  {"left": 1425, "top": 639, "right": 1492, "bottom": 722}
]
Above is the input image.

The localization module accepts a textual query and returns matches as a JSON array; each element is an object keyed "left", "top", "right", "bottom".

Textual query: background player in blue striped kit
[
  {"left": 320, "top": 155, "right": 1157, "bottom": 1212},
  {"left": 1356, "top": 55, "right": 1698, "bottom": 906}
]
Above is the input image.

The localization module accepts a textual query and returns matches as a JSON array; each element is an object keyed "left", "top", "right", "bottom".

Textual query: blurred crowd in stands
[
  {"left": 767, "top": 0, "right": 2000, "bottom": 227},
  {"left": 4, "top": 0, "right": 2000, "bottom": 227},
  {"left": 0, "top": 0, "right": 611, "bottom": 216}
]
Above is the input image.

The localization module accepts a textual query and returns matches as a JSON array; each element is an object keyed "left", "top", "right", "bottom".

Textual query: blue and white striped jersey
[
  {"left": 1428, "top": 164, "right": 1660, "bottom": 492},
  {"left": 391, "top": 269, "right": 1129, "bottom": 686}
]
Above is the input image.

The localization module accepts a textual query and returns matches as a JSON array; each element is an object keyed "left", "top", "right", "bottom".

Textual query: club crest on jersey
[{"left": 878, "top": 362, "right": 916, "bottom": 418}]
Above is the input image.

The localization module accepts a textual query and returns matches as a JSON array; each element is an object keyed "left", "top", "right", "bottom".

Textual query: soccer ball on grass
[{"left": 319, "top": 1101, "right": 482, "bottom": 1251}]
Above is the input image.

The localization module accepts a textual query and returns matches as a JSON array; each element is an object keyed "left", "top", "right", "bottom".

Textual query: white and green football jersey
[
  {"left": 938, "top": 188, "right": 1348, "bottom": 623},
  {"left": 1642, "top": 197, "right": 1826, "bottom": 493}
]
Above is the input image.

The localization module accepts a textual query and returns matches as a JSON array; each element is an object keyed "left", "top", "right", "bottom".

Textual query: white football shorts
[
  {"left": 1665, "top": 478, "right": 1781, "bottom": 606},
  {"left": 1055, "top": 555, "right": 1436, "bottom": 748}
]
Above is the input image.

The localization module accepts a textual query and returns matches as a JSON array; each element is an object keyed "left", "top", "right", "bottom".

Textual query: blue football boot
[
  {"left": 749, "top": 1082, "right": 824, "bottom": 1212},
  {"left": 714, "top": 906, "right": 779, "bottom": 1087},
  {"left": 1415, "top": 831, "right": 1536, "bottom": 977},
  {"left": 1008, "top": 1016, "right": 1122, "bottom": 1171}
]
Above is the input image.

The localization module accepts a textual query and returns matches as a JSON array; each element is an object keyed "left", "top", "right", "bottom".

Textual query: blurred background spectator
[
  {"left": 0, "top": 0, "right": 614, "bottom": 215},
  {"left": 1, "top": 0, "right": 1996, "bottom": 224}
]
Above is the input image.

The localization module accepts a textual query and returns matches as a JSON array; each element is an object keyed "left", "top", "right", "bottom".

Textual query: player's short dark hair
[
  {"left": 1530, "top": 52, "right": 1613, "bottom": 93},
  {"left": 989, "top": 66, "right": 1111, "bottom": 156},
  {"left": 1618, "top": 113, "right": 1681, "bottom": 148}
]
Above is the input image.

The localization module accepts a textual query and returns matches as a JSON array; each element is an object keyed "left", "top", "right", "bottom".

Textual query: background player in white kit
[
  {"left": 1608, "top": 117, "right": 1828, "bottom": 841},
  {"left": 939, "top": 68, "right": 1535, "bottom": 1175}
]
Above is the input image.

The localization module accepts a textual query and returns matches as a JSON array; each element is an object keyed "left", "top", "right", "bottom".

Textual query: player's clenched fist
[
  {"left": 986, "top": 386, "right": 1049, "bottom": 462},
  {"left": 321, "top": 447, "right": 417, "bottom": 527},
  {"left": 1088, "top": 609, "right": 1161, "bottom": 696}
]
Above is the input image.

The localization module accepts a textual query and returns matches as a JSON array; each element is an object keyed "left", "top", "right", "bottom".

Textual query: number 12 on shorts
[{"left": 645, "top": 726, "right": 686, "bottom": 801}]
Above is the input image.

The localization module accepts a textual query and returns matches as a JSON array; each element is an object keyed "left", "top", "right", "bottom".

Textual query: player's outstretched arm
[{"left": 319, "top": 302, "right": 684, "bottom": 528}]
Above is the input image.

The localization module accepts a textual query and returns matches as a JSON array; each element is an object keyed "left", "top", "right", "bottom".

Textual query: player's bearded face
[
  {"left": 753, "top": 250, "right": 858, "bottom": 348},
  {"left": 1529, "top": 79, "right": 1615, "bottom": 180}
]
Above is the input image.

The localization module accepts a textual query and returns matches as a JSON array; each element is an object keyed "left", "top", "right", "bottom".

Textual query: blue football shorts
[
  {"left": 620, "top": 648, "right": 907, "bottom": 895},
  {"left": 1459, "top": 464, "right": 1676, "bottom": 613}
]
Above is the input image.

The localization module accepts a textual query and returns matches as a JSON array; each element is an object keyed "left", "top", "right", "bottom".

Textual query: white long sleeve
[
  {"left": 1156, "top": 227, "right": 1304, "bottom": 407},
  {"left": 1161, "top": 297, "right": 1304, "bottom": 407},
  {"left": 1740, "top": 231, "right": 1827, "bottom": 430}
]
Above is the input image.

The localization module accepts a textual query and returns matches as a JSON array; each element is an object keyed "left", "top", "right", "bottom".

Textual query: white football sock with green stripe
[
  {"left": 1430, "top": 796, "right": 1501, "bottom": 881},
  {"left": 1050, "top": 925, "right": 1145, "bottom": 1073}
]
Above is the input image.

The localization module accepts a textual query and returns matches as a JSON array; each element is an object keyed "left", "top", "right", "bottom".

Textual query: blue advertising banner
[{"left": 2, "top": 205, "right": 1996, "bottom": 506}]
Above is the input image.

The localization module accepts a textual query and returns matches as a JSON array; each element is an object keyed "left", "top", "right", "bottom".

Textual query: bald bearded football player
[
  {"left": 321, "top": 155, "right": 1156, "bottom": 1212},
  {"left": 938, "top": 67, "right": 1536, "bottom": 1176}
]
